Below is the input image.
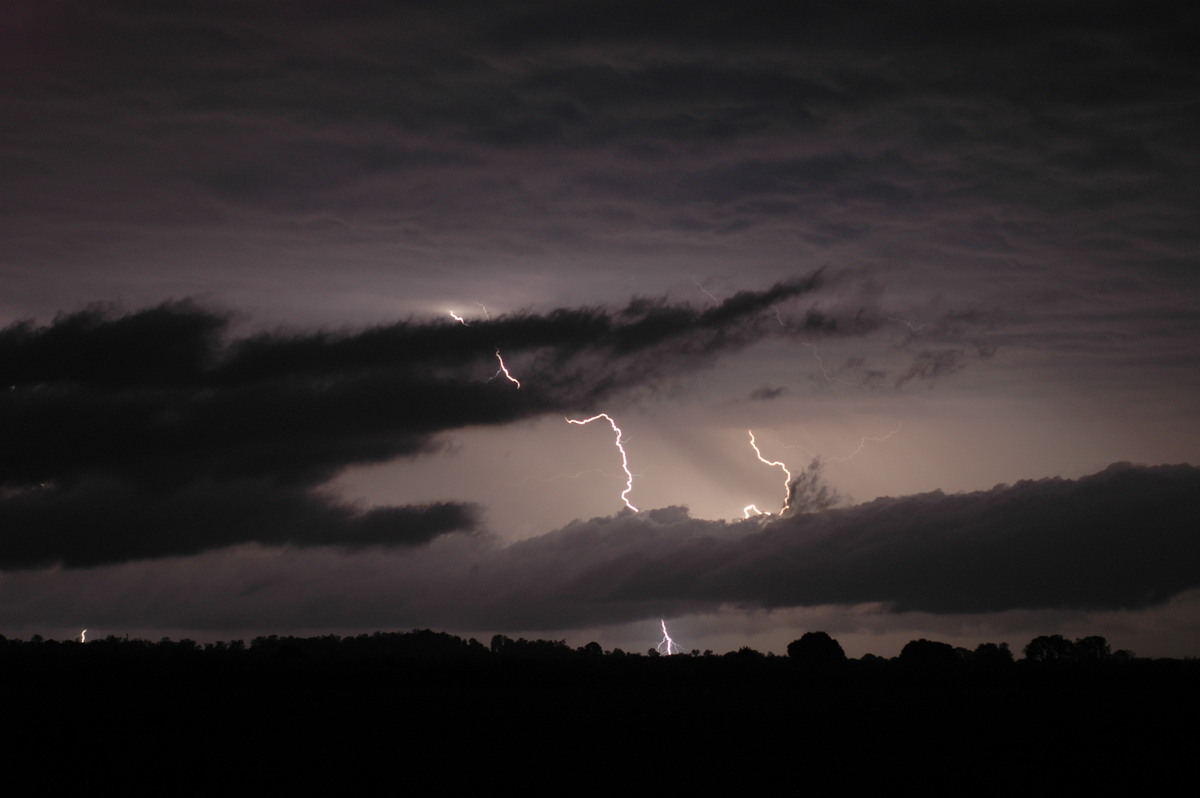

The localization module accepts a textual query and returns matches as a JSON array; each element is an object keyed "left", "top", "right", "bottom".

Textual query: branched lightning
[
  {"left": 566, "top": 413, "right": 638, "bottom": 512},
  {"left": 829, "top": 423, "right": 902, "bottom": 462},
  {"left": 657, "top": 619, "right": 683, "bottom": 655},
  {"left": 800, "top": 341, "right": 835, "bottom": 384},
  {"left": 743, "top": 504, "right": 768, "bottom": 518},
  {"left": 490, "top": 349, "right": 521, "bottom": 388},
  {"left": 748, "top": 430, "right": 793, "bottom": 515}
]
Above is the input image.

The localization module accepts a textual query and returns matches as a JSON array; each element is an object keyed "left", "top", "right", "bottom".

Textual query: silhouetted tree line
[
  {"left": 0, "top": 628, "right": 1154, "bottom": 669},
  {"left": 5, "top": 627, "right": 1197, "bottom": 795}
]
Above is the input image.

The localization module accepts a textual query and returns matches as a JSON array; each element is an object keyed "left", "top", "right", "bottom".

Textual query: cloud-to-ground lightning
[
  {"left": 566, "top": 413, "right": 638, "bottom": 512},
  {"left": 490, "top": 349, "right": 521, "bottom": 388},
  {"left": 474, "top": 302, "right": 491, "bottom": 320},
  {"left": 79, "top": 629, "right": 86, "bottom": 643},
  {"left": 743, "top": 504, "right": 768, "bottom": 519},
  {"left": 748, "top": 430, "right": 793, "bottom": 515},
  {"left": 829, "top": 423, "right": 902, "bottom": 462},
  {"left": 448, "top": 311, "right": 468, "bottom": 325},
  {"left": 656, "top": 619, "right": 683, "bottom": 655}
]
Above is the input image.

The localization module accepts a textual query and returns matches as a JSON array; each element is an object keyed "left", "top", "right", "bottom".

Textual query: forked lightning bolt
[
  {"left": 748, "top": 430, "right": 793, "bottom": 515},
  {"left": 566, "top": 413, "right": 638, "bottom": 512},
  {"left": 491, "top": 349, "right": 521, "bottom": 388},
  {"left": 657, "top": 619, "right": 683, "bottom": 655}
]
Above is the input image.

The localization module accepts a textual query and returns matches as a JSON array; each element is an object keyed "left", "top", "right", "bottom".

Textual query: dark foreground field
[{"left": 4, "top": 631, "right": 1197, "bottom": 793}]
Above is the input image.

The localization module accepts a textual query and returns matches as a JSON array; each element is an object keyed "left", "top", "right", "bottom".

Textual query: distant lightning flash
[
  {"left": 449, "top": 311, "right": 468, "bottom": 325},
  {"left": 692, "top": 278, "right": 720, "bottom": 304},
  {"left": 830, "top": 423, "right": 902, "bottom": 462},
  {"left": 887, "top": 315, "right": 925, "bottom": 333},
  {"left": 749, "top": 430, "right": 793, "bottom": 515},
  {"left": 657, "top": 619, "right": 683, "bottom": 655},
  {"left": 475, "top": 302, "right": 491, "bottom": 320},
  {"left": 491, "top": 349, "right": 521, "bottom": 388},
  {"left": 79, "top": 629, "right": 86, "bottom": 643},
  {"left": 743, "top": 504, "right": 767, "bottom": 518},
  {"left": 801, "top": 341, "right": 838, "bottom": 385},
  {"left": 566, "top": 413, "right": 638, "bottom": 512}
]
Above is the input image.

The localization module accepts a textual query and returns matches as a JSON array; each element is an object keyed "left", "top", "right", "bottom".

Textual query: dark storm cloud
[
  {"left": 750, "top": 385, "right": 785, "bottom": 401},
  {"left": 0, "top": 479, "right": 472, "bottom": 569},
  {"left": 4, "top": 274, "right": 919, "bottom": 566},
  {"left": 7, "top": 1, "right": 1196, "bottom": 219},
  {"left": 0, "top": 275, "right": 828, "bottom": 485},
  {"left": 449, "top": 463, "right": 1200, "bottom": 629}
]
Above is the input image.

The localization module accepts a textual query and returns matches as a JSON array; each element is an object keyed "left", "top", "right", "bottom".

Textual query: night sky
[{"left": 3, "top": 1, "right": 1199, "bottom": 657}]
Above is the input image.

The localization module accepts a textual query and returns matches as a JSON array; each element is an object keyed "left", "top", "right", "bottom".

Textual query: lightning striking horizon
[
  {"left": 448, "top": 311, "right": 468, "bottom": 326},
  {"left": 657, "top": 619, "right": 683, "bottom": 655},
  {"left": 79, "top": 629, "right": 86, "bottom": 643},
  {"left": 566, "top": 413, "right": 638, "bottom": 512},
  {"left": 748, "top": 430, "right": 793, "bottom": 515}
]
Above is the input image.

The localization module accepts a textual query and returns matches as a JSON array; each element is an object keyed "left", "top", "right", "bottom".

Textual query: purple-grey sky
[{"left": 2, "top": 1, "right": 1199, "bottom": 657}]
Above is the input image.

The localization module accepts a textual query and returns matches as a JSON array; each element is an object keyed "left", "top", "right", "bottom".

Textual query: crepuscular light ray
[
  {"left": 490, "top": 349, "right": 521, "bottom": 388},
  {"left": 829, "top": 423, "right": 902, "bottom": 462},
  {"left": 749, "top": 429, "right": 793, "bottom": 515},
  {"left": 566, "top": 413, "right": 638, "bottom": 512},
  {"left": 657, "top": 619, "right": 683, "bottom": 656}
]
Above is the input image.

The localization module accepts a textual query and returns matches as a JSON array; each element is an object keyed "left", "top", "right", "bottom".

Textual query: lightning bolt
[
  {"left": 566, "top": 413, "right": 638, "bottom": 512},
  {"left": 475, "top": 302, "right": 491, "bottom": 320},
  {"left": 887, "top": 315, "right": 924, "bottom": 333},
  {"left": 448, "top": 311, "right": 469, "bottom": 326},
  {"left": 79, "top": 629, "right": 86, "bottom": 643},
  {"left": 800, "top": 341, "right": 841, "bottom": 385},
  {"left": 657, "top": 619, "right": 683, "bottom": 656},
  {"left": 748, "top": 429, "right": 793, "bottom": 515},
  {"left": 743, "top": 504, "right": 768, "bottom": 519},
  {"left": 829, "top": 423, "right": 902, "bottom": 462},
  {"left": 692, "top": 278, "right": 720, "bottom": 304},
  {"left": 490, "top": 349, "right": 521, "bottom": 388}
]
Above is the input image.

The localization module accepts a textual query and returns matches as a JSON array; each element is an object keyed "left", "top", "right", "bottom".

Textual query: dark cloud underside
[{"left": 456, "top": 463, "right": 1200, "bottom": 628}]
